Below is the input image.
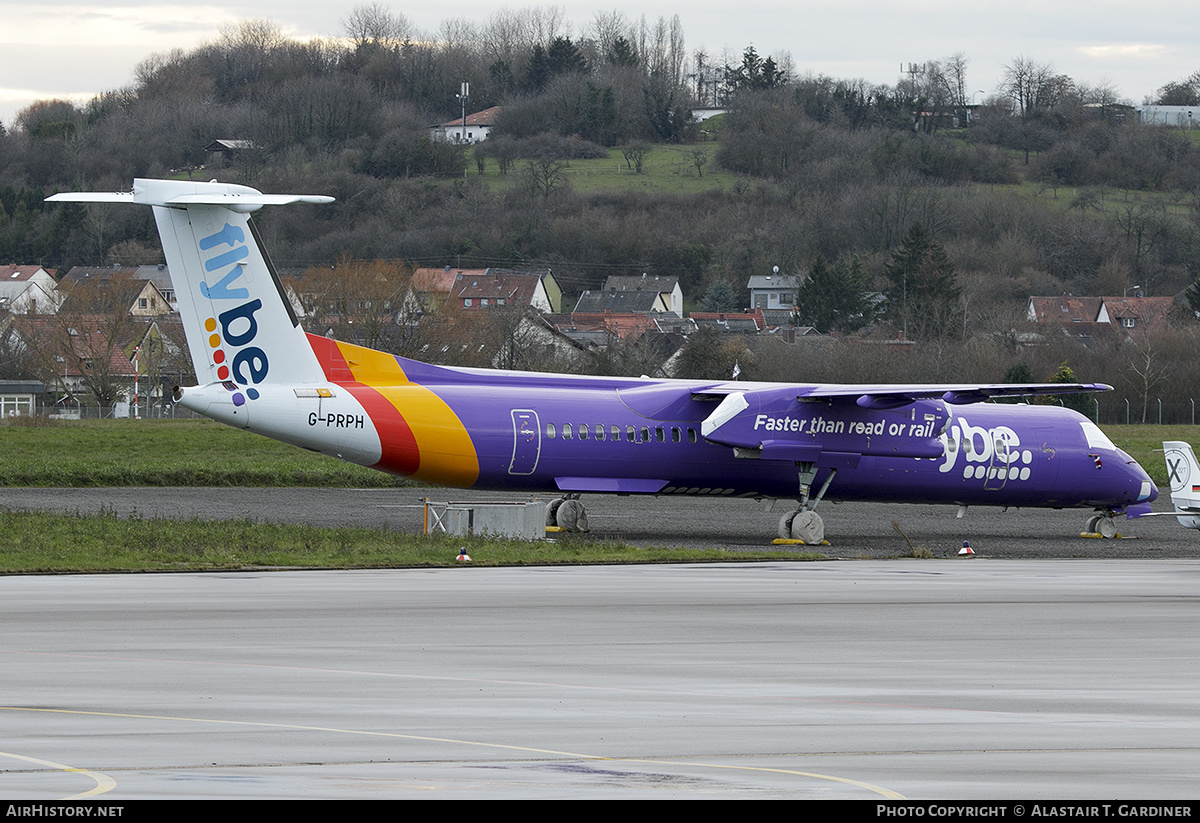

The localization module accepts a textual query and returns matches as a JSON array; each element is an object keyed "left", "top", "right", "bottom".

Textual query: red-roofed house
[
  {"left": 430, "top": 106, "right": 502, "bottom": 143},
  {"left": 451, "top": 271, "right": 552, "bottom": 313},
  {"left": 1097, "top": 296, "right": 1177, "bottom": 333}
]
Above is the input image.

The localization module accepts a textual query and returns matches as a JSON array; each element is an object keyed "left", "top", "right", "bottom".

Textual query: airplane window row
[{"left": 545, "top": 423, "right": 699, "bottom": 444}]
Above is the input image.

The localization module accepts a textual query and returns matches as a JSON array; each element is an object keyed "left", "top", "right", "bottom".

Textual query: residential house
[
  {"left": 429, "top": 106, "right": 502, "bottom": 143},
  {"left": 134, "top": 265, "right": 176, "bottom": 310},
  {"left": 126, "top": 316, "right": 194, "bottom": 407},
  {"left": 59, "top": 267, "right": 171, "bottom": 316},
  {"left": 1025, "top": 295, "right": 1103, "bottom": 325},
  {"left": 452, "top": 271, "right": 552, "bottom": 313},
  {"left": 409, "top": 267, "right": 483, "bottom": 314},
  {"left": 1024, "top": 295, "right": 1108, "bottom": 343},
  {"left": 1025, "top": 294, "right": 1178, "bottom": 341},
  {"left": 2, "top": 314, "right": 141, "bottom": 403},
  {"left": 205, "top": 139, "right": 261, "bottom": 167},
  {"left": 0, "top": 380, "right": 45, "bottom": 417},
  {"left": 1097, "top": 295, "right": 1177, "bottom": 334},
  {"left": 573, "top": 288, "right": 670, "bottom": 315},
  {"left": 747, "top": 270, "right": 799, "bottom": 311},
  {"left": 600, "top": 274, "right": 684, "bottom": 316},
  {"left": 0, "top": 265, "right": 60, "bottom": 314},
  {"left": 690, "top": 309, "right": 767, "bottom": 334},
  {"left": 562, "top": 311, "right": 687, "bottom": 342}
]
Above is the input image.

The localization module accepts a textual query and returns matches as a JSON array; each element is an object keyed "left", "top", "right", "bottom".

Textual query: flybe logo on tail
[{"left": 198, "top": 222, "right": 267, "bottom": 403}]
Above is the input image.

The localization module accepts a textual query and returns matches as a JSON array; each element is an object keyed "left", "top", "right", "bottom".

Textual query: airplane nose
[
  {"left": 1122, "top": 451, "right": 1157, "bottom": 503},
  {"left": 1144, "top": 478, "right": 1158, "bottom": 503}
]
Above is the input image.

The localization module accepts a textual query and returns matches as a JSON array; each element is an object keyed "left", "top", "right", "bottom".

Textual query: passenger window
[
  {"left": 627, "top": 425, "right": 637, "bottom": 442},
  {"left": 595, "top": 424, "right": 605, "bottom": 441},
  {"left": 612, "top": 425, "right": 621, "bottom": 440},
  {"left": 579, "top": 425, "right": 588, "bottom": 441},
  {"left": 655, "top": 427, "right": 665, "bottom": 442},
  {"left": 688, "top": 428, "right": 697, "bottom": 443},
  {"left": 641, "top": 426, "right": 650, "bottom": 442},
  {"left": 563, "top": 423, "right": 573, "bottom": 440},
  {"left": 672, "top": 427, "right": 681, "bottom": 443},
  {"left": 546, "top": 423, "right": 556, "bottom": 439}
]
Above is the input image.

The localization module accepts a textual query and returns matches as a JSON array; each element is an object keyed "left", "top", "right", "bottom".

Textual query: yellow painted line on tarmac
[
  {"left": 0, "top": 750, "right": 117, "bottom": 798},
  {"left": 1, "top": 706, "right": 904, "bottom": 799}
]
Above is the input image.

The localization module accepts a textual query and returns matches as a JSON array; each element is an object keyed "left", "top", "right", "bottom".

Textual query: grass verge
[
  {"left": 0, "top": 507, "right": 821, "bottom": 573},
  {"left": 0, "top": 418, "right": 408, "bottom": 487}
]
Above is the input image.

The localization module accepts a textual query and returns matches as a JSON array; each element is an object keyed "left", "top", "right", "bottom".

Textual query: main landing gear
[
  {"left": 776, "top": 463, "right": 837, "bottom": 546},
  {"left": 1083, "top": 511, "right": 1121, "bottom": 539},
  {"left": 546, "top": 493, "right": 589, "bottom": 533}
]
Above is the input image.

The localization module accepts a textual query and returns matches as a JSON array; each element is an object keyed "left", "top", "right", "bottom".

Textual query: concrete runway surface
[
  {"left": 3, "top": 559, "right": 1200, "bottom": 799},
  {"left": 2, "top": 488, "right": 1199, "bottom": 798}
]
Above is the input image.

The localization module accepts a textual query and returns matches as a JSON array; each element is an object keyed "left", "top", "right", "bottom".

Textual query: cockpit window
[{"left": 1080, "top": 420, "right": 1116, "bottom": 451}]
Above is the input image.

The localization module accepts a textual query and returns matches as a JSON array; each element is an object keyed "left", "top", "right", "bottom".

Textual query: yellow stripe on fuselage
[{"left": 334, "top": 341, "right": 480, "bottom": 487}]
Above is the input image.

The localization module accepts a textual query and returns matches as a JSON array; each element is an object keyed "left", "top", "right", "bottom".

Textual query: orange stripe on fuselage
[{"left": 307, "top": 334, "right": 479, "bottom": 486}]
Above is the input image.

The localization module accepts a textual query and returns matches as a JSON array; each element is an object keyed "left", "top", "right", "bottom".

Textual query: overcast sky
[{"left": 4, "top": 2, "right": 1198, "bottom": 128}]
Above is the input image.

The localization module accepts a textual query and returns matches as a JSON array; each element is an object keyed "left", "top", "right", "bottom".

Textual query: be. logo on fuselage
[
  {"left": 939, "top": 414, "right": 1035, "bottom": 483},
  {"left": 198, "top": 222, "right": 267, "bottom": 402}
]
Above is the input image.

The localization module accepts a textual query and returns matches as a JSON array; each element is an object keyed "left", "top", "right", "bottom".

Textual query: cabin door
[
  {"left": 983, "top": 432, "right": 1014, "bottom": 491},
  {"left": 508, "top": 409, "right": 541, "bottom": 475}
]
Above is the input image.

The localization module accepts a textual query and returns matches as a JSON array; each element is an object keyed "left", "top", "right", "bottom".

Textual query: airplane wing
[
  {"left": 698, "top": 381, "right": 1111, "bottom": 460},
  {"left": 694, "top": 382, "right": 1111, "bottom": 409}
]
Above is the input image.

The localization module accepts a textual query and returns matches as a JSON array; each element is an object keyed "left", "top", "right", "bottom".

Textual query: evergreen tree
[
  {"left": 1047, "top": 362, "right": 1094, "bottom": 418},
  {"left": 698, "top": 280, "right": 741, "bottom": 313},
  {"left": 524, "top": 45, "right": 550, "bottom": 93},
  {"left": 546, "top": 37, "right": 588, "bottom": 76},
  {"left": 884, "top": 223, "right": 963, "bottom": 340},
  {"left": 724, "top": 46, "right": 788, "bottom": 94},
  {"left": 794, "top": 255, "right": 876, "bottom": 334}
]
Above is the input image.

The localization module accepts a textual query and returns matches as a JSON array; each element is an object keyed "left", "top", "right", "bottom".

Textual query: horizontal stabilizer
[{"left": 48, "top": 178, "right": 333, "bottom": 213}]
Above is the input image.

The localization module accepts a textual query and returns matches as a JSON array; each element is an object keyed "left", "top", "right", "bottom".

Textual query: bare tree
[
  {"left": 342, "top": 4, "right": 414, "bottom": 47},
  {"left": 300, "top": 257, "right": 411, "bottom": 351},
  {"left": 999, "top": 56, "right": 1073, "bottom": 119}
]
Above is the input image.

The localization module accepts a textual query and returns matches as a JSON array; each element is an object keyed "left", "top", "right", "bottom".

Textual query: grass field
[
  {"left": 0, "top": 417, "right": 407, "bottom": 488},
  {"left": 472, "top": 143, "right": 740, "bottom": 195},
  {"left": 0, "top": 506, "right": 815, "bottom": 573}
]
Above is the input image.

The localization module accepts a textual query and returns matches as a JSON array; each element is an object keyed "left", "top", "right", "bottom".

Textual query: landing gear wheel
[
  {"left": 546, "top": 498, "right": 564, "bottom": 527},
  {"left": 1097, "top": 516, "right": 1117, "bottom": 539},
  {"left": 554, "top": 499, "right": 589, "bottom": 533},
  {"left": 778, "top": 510, "right": 824, "bottom": 544},
  {"left": 1085, "top": 515, "right": 1101, "bottom": 534}
]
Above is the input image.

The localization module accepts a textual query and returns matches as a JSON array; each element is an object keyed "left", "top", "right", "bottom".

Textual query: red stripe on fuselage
[{"left": 307, "top": 333, "right": 420, "bottom": 476}]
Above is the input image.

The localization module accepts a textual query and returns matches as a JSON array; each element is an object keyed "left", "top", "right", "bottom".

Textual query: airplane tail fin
[
  {"left": 48, "top": 178, "right": 334, "bottom": 388},
  {"left": 1162, "top": 441, "right": 1200, "bottom": 529}
]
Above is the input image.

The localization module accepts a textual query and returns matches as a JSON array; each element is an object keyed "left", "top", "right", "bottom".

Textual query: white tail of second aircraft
[
  {"left": 49, "top": 178, "right": 333, "bottom": 388},
  {"left": 1162, "top": 441, "right": 1200, "bottom": 529}
]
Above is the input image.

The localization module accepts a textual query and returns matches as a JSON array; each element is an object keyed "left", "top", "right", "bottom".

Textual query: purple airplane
[{"left": 48, "top": 179, "right": 1157, "bottom": 543}]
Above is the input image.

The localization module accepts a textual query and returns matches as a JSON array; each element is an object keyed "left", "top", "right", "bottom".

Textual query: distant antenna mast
[{"left": 457, "top": 82, "right": 470, "bottom": 142}]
